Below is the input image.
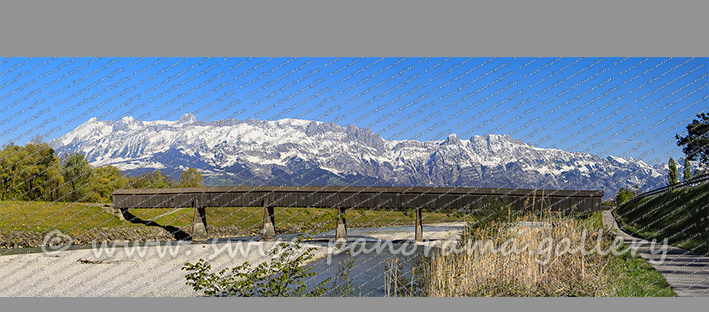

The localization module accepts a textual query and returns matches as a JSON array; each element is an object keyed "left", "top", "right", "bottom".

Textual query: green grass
[
  {"left": 615, "top": 183, "right": 709, "bottom": 256},
  {"left": 0, "top": 201, "right": 135, "bottom": 237},
  {"left": 127, "top": 206, "right": 467, "bottom": 232},
  {"left": 1, "top": 201, "right": 466, "bottom": 236},
  {"left": 606, "top": 245, "right": 676, "bottom": 297}
]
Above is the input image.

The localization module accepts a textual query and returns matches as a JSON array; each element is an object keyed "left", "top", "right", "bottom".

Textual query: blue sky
[{"left": 1, "top": 57, "right": 707, "bottom": 166}]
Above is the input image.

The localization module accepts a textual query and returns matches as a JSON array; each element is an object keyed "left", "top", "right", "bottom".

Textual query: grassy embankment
[
  {"left": 385, "top": 211, "right": 675, "bottom": 297},
  {"left": 0, "top": 200, "right": 465, "bottom": 242},
  {"left": 615, "top": 183, "right": 708, "bottom": 256}
]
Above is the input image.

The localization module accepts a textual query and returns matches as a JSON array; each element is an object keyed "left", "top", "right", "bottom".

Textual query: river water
[{"left": 301, "top": 224, "right": 462, "bottom": 297}]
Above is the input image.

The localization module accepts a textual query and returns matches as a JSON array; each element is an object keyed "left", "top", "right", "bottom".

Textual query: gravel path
[{"left": 603, "top": 210, "right": 709, "bottom": 297}]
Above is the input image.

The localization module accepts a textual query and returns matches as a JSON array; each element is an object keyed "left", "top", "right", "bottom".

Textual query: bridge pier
[
  {"left": 261, "top": 198, "right": 276, "bottom": 241},
  {"left": 335, "top": 206, "right": 347, "bottom": 241},
  {"left": 192, "top": 199, "right": 208, "bottom": 241},
  {"left": 415, "top": 207, "right": 423, "bottom": 242},
  {"left": 116, "top": 208, "right": 128, "bottom": 221}
]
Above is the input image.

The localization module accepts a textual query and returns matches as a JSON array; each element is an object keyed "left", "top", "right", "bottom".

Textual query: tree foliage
[
  {"left": 90, "top": 165, "right": 128, "bottom": 203},
  {"left": 178, "top": 167, "right": 204, "bottom": 187},
  {"left": 616, "top": 188, "right": 634, "bottom": 205},
  {"left": 182, "top": 236, "right": 331, "bottom": 297},
  {"left": 61, "top": 152, "right": 94, "bottom": 201},
  {"left": 459, "top": 196, "right": 511, "bottom": 244},
  {"left": 182, "top": 210, "right": 354, "bottom": 297},
  {"left": 0, "top": 143, "right": 212, "bottom": 203},
  {"left": 683, "top": 158, "right": 692, "bottom": 181},
  {"left": 676, "top": 112, "right": 709, "bottom": 167},
  {"left": 127, "top": 169, "right": 175, "bottom": 189},
  {"left": 0, "top": 141, "right": 133, "bottom": 203},
  {"left": 668, "top": 157, "right": 679, "bottom": 186},
  {"left": 0, "top": 141, "right": 63, "bottom": 201},
  {"left": 471, "top": 196, "right": 511, "bottom": 228}
]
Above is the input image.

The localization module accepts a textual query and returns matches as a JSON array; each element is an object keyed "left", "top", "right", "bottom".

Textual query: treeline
[{"left": 0, "top": 140, "right": 204, "bottom": 203}]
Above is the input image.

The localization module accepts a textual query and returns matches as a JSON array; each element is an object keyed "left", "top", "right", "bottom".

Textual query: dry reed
[{"left": 424, "top": 212, "right": 614, "bottom": 297}]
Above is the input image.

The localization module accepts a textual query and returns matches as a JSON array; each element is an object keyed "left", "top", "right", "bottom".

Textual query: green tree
[
  {"left": 26, "top": 141, "right": 63, "bottom": 201},
  {"left": 127, "top": 169, "right": 174, "bottom": 189},
  {"left": 150, "top": 169, "right": 174, "bottom": 188},
  {"left": 683, "top": 158, "right": 692, "bottom": 181},
  {"left": 182, "top": 212, "right": 351, "bottom": 297},
  {"left": 90, "top": 165, "right": 128, "bottom": 202},
  {"left": 0, "top": 143, "right": 24, "bottom": 200},
  {"left": 0, "top": 141, "right": 64, "bottom": 201},
  {"left": 331, "top": 256, "right": 356, "bottom": 297},
  {"left": 182, "top": 237, "right": 331, "bottom": 297},
  {"left": 668, "top": 157, "right": 679, "bottom": 186},
  {"left": 458, "top": 196, "right": 511, "bottom": 245},
  {"left": 61, "top": 152, "right": 94, "bottom": 201},
  {"left": 676, "top": 112, "right": 709, "bottom": 167},
  {"left": 616, "top": 188, "right": 634, "bottom": 205},
  {"left": 178, "top": 167, "right": 204, "bottom": 187}
]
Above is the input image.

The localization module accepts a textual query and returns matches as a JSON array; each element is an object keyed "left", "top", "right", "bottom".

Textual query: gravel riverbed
[{"left": 0, "top": 223, "right": 464, "bottom": 296}]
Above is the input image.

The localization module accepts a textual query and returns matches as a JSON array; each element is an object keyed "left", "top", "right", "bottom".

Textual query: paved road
[{"left": 603, "top": 210, "right": 709, "bottom": 297}]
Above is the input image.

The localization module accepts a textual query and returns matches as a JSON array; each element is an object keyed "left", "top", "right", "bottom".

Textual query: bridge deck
[
  {"left": 113, "top": 185, "right": 603, "bottom": 212},
  {"left": 112, "top": 185, "right": 603, "bottom": 241}
]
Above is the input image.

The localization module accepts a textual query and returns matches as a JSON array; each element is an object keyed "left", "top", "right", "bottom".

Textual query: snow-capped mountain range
[{"left": 50, "top": 114, "right": 689, "bottom": 200}]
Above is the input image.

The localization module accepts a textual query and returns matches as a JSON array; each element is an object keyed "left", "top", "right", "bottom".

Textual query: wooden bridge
[{"left": 112, "top": 185, "right": 603, "bottom": 241}]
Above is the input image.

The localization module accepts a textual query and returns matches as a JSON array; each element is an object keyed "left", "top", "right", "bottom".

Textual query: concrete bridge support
[
  {"left": 335, "top": 206, "right": 347, "bottom": 241},
  {"left": 117, "top": 208, "right": 127, "bottom": 221},
  {"left": 261, "top": 198, "right": 276, "bottom": 241},
  {"left": 192, "top": 199, "right": 208, "bottom": 241},
  {"left": 415, "top": 207, "right": 423, "bottom": 242}
]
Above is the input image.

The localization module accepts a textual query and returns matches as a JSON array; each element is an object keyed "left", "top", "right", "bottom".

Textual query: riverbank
[
  {"left": 1, "top": 221, "right": 465, "bottom": 249},
  {"left": 0, "top": 240, "right": 336, "bottom": 296},
  {"left": 0, "top": 223, "right": 464, "bottom": 297},
  {"left": 0, "top": 200, "right": 467, "bottom": 249}
]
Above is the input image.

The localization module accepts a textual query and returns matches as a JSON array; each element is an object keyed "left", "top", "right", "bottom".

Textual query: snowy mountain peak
[
  {"left": 607, "top": 155, "right": 628, "bottom": 165},
  {"left": 52, "top": 116, "right": 671, "bottom": 200},
  {"left": 442, "top": 133, "right": 462, "bottom": 146},
  {"left": 176, "top": 113, "right": 197, "bottom": 125}
]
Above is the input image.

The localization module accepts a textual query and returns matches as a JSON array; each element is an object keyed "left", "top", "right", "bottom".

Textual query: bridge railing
[{"left": 626, "top": 173, "right": 709, "bottom": 204}]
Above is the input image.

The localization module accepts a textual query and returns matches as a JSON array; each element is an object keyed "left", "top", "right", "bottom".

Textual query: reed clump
[{"left": 424, "top": 212, "right": 617, "bottom": 296}]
